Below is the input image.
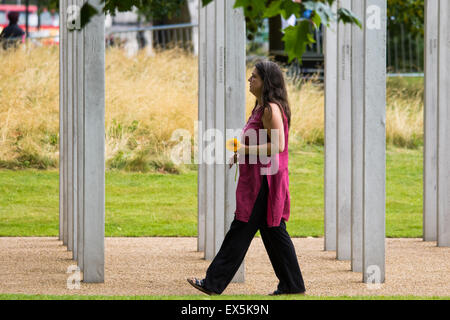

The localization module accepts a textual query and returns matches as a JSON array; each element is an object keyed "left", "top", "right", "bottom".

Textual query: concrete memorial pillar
[
  {"left": 59, "top": 0, "right": 105, "bottom": 283},
  {"left": 424, "top": 0, "right": 450, "bottom": 248},
  {"left": 350, "top": 0, "right": 364, "bottom": 273},
  {"left": 197, "top": 0, "right": 206, "bottom": 253},
  {"left": 325, "top": 0, "right": 386, "bottom": 283},
  {"left": 67, "top": 0, "right": 74, "bottom": 254},
  {"left": 59, "top": 0, "right": 66, "bottom": 243},
  {"left": 362, "top": 0, "right": 386, "bottom": 283},
  {"left": 76, "top": 0, "right": 85, "bottom": 269},
  {"left": 324, "top": 1, "right": 338, "bottom": 252},
  {"left": 198, "top": 0, "right": 246, "bottom": 282},
  {"left": 423, "top": 0, "right": 438, "bottom": 242},
  {"left": 336, "top": 0, "right": 352, "bottom": 261},
  {"left": 437, "top": 0, "right": 450, "bottom": 247},
  {"left": 203, "top": 0, "right": 216, "bottom": 262}
]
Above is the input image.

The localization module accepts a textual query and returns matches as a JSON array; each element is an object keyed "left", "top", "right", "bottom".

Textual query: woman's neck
[{"left": 256, "top": 97, "right": 263, "bottom": 109}]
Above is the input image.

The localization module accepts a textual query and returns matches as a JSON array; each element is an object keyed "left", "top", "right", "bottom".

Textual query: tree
[
  {"left": 136, "top": 0, "right": 187, "bottom": 24},
  {"left": 45, "top": 0, "right": 189, "bottom": 24},
  {"left": 387, "top": 0, "right": 424, "bottom": 37},
  {"left": 218, "top": 0, "right": 361, "bottom": 62}
]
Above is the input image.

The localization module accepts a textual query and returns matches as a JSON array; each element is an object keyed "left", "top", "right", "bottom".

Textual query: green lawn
[
  {"left": 0, "top": 293, "right": 447, "bottom": 300},
  {"left": 0, "top": 145, "right": 424, "bottom": 238}
]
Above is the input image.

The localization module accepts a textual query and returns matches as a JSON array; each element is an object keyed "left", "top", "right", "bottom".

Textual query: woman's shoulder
[{"left": 262, "top": 102, "right": 285, "bottom": 121}]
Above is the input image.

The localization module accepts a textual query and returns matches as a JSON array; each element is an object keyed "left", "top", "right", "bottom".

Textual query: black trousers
[{"left": 203, "top": 175, "right": 306, "bottom": 294}]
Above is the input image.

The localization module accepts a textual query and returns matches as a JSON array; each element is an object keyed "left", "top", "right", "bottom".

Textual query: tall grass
[
  {"left": 0, "top": 46, "right": 424, "bottom": 171},
  {"left": 385, "top": 76, "right": 424, "bottom": 148},
  {"left": 0, "top": 46, "right": 59, "bottom": 169}
]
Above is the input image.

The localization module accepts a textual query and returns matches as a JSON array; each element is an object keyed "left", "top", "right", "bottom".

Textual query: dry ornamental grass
[{"left": 0, "top": 46, "right": 424, "bottom": 171}]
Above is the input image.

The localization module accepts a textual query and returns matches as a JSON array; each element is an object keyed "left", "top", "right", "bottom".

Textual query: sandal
[{"left": 187, "top": 277, "right": 217, "bottom": 296}]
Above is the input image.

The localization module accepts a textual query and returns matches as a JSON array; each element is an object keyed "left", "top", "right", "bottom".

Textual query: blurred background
[
  {"left": 0, "top": 0, "right": 424, "bottom": 172},
  {"left": 0, "top": 0, "right": 426, "bottom": 238}
]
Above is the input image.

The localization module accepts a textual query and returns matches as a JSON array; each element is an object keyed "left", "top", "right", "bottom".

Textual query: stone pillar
[
  {"left": 59, "top": 0, "right": 105, "bottom": 283},
  {"left": 187, "top": 0, "right": 199, "bottom": 56},
  {"left": 424, "top": 0, "right": 450, "bottom": 248},
  {"left": 71, "top": 0, "right": 79, "bottom": 262},
  {"left": 336, "top": 0, "right": 352, "bottom": 261},
  {"left": 67, "top": 0, "right": 74, "bottom": 254},
  {"left": 224, "top": 0, "right": 246, "bottom": 283},
  {"left": 76, "top": 0, "right": 85, "bottom": 270},
  {"left": 350, "top": 0, "right": 364, "bottom": 273},
  {"left": 81, "top": 0, "right": 105, "bottom": 282},
  {"left": 62, "top": 0, "right": 69, "bottom": 248},
  {"left": 214, "top": 0, "right": 226, "bottom": 259},
  {"left": 198, "top": 0, "right": 246, "bottom": 282},
  {"left": 197, "top": 0, "right": 206, "bottom": 253},
  {"left": 59, "top": 0, "right": 66, "bottom": 242},
  {"left": 437, "top": 0, "right": 450, "bottom": 247},
  {"left": 362, "top": 0, "right": 386, "bottom": 283},
  {"left": 325, "top": 0, "right": 386, "bottom": 283},
  {"left": 423, "top": 0, "right": 438, "bottom": 242},
  {"left": 203, "top": 0, "right": 216, "bottom": 262},
  {"left": 324, "top": 1, "right": 338, "bottom": 252}
]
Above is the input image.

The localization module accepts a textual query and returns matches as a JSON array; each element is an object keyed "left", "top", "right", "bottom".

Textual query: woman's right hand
[{"left": 228, "top": 153, "right": 239, "bottom": 169}]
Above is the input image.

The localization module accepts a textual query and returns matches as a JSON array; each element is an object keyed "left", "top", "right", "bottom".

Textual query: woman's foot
[
  {"left": 187, "top": 277, "right": 218, "bottom": 296},
  {"left": 269, "top": 289, "right": 306, "bottom": 296}
]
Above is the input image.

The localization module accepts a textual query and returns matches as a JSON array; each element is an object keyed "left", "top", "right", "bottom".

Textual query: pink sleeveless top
[{"left": 235, "top": 106, "right": 290, "bottom": 227}]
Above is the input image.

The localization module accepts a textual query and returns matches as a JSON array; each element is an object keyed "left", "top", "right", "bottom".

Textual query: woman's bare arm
[{"left": 238, "top": 103, "right": 285, "bottom": 157}]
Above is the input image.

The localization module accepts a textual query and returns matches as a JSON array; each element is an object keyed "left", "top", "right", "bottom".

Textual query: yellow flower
[{"left": 226, "top": 138, "right": 241, "bottom": 152}]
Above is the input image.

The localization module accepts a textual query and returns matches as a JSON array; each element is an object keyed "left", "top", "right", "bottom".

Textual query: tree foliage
[
  {"left": 44, "top": 0, "right": 187, "bottom": 22},
  {"left": 136, "top": 0, "right": 186, "bottom": 23},
  {"left": 203, "top": 0, "right": 361, "bottom": 62},
  {"left": 387, "top": 0, "right": 424, "bottom": 37}
]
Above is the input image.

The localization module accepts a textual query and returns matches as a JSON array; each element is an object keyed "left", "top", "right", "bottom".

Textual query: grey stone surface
[
  {"left": 62, "top": 0, "right": 68, "bottom": 248},
  {"left": 362, "top": 0, "right": 387, "bottom": 284},
  {"left": 204, "top": 1, "right": 216, "bottom": 261},
  {"left": 214, "top": 0, "right": 226, "bottom": 257},
  {"left": 81, "top": 0, "right": 105, "bottom": 282},
  {"left": 324, "top": 1, "right": 338, "bottom": 252},
  {"left": 75, "top": 0, "right": 84, "bottom": 267},
  {"left": 67, "top": 0, "right": 74, "bottom": 254},
  {"left": 59, "top": 0, "right": 65, "bottom": 242},
  {"left": 336, "top": 0, "right": 352, "bottom": 261},
  {"left": 59, "top": 0, "right": 105, "bottom": 282},
  {"left": 197, "top": 0, "right": 206, "bottom": 253},
  {"left": 424, "top": 0, "right": 439, "bottom": 242},
  {"left": 71, "top": 1, "right": 78, "bottom": 261},
  {"left": 437, "top": 0, "right": 450, "bottom": 247},
  {"left": 350, "top": 0, "right": 364, "bottom": 273}
]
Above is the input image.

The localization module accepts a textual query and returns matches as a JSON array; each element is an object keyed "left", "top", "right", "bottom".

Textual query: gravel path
[{"left": 0, "top": 237, "right": 449, "bottom": 297}]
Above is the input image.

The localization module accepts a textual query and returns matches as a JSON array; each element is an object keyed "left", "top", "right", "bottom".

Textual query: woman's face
[{"left": 248, "top": 68, "right": 263, "bottom": 98}]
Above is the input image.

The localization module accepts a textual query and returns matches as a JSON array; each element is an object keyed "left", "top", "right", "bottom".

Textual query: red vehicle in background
[{"left": 0, "top": 4, "right": 59, "bottom": 45}]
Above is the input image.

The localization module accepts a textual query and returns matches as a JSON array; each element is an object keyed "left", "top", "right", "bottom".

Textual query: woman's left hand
[
  {"left": 236, "top": 145, "right": 246, "bottom": 156},
  {"left": 228, "top": 153, "right": 239, "bottom": 169}
]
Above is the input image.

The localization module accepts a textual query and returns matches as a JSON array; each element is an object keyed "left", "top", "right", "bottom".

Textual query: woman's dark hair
[
  {"left": 254, "top": 60, "right": 291, "bottom": 130},
  {"left": 7, "top": 12, "right": 20, "bottom": 25}
]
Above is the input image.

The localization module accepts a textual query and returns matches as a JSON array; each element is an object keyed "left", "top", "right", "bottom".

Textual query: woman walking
[{"left": 188, "top": 61, "right": 305, "bottom": 296}]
